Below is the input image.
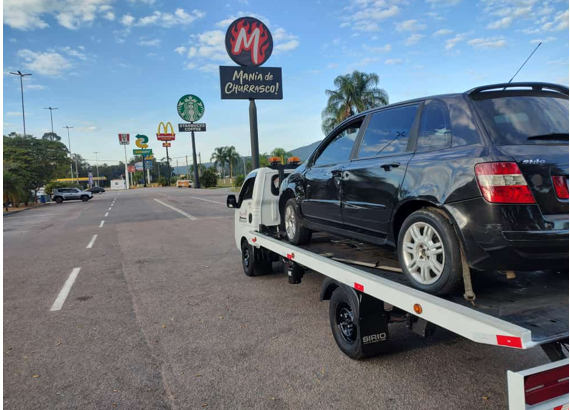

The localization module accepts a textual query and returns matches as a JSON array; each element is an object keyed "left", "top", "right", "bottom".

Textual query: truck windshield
[{"left": 473, "top": 94, "right": 569, "bottom": 145}]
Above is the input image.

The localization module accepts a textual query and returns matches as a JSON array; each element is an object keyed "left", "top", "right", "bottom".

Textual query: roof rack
[{"left": 467, "top": 82, "right": 569, "bottom": 96}]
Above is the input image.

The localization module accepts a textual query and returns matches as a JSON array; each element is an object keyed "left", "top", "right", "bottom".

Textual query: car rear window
[{"left": 473, "top": 94, "right": 569, "bottom": 145}]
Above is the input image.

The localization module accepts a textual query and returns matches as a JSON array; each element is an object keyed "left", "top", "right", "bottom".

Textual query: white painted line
[
  {"left": 86, "top": 234, "right": 98, "bottom": 249},
  {"left": 154, "top": 198, "right": 198, "bottom": 220},
  {"left": 188, "top": 196, "right": 225, "bottom": 205},
  {"left": 105, "top": 212, "right": 109, "bottom": 217},
  {"left": 99, "top": 220, "right": 105, "bottom": 228},
  {"left": 108, "top": 207, "right": 112, "bottom": 211},
  {"left": 50, "top": 268, "right": 81, "bottom": 311}
]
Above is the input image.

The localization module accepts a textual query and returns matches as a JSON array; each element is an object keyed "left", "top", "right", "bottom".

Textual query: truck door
[
  {"left": 236, "top": 171, "right": 257, "bottom": 227},
  {"left": 342, "top": 104, "right": 420, "bottom": 238}
]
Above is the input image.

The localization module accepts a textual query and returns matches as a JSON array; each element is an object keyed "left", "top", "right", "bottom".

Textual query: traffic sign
[
  {"left": 177, "top": 94, "right": 205, "bottom": 122},
  {"left": 133, "top": 149, "right": 152, "bottom": 155},
  {"left": 178, "top": 123, "right": 206, "bottom": 132},
  {"left": 225, "top": 17, "right": 273, "bottom": 67},
  {"left": 119, "top": 134, "right": 130, "bottom": 145}
]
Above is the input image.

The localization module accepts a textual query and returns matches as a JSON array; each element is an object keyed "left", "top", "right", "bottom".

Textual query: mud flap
[{"left": 357, "top": 292, "right": 391, "bottom": 357}]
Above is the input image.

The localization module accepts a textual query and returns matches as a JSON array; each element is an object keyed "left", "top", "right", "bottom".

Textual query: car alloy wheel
[
  {"left": 401, "top": 221, "right": 445, "bottom": 285},
  {"left": 285, "top": 204, "right": 296, "bottom": 240}
]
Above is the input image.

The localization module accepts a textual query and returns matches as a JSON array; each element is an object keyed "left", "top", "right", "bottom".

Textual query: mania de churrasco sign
[
  {"left": 220, "top": 66, "right": 282, "bottom": 100},
  {"left": 225, "top": 17, "right": 273, "bottom": 67}
]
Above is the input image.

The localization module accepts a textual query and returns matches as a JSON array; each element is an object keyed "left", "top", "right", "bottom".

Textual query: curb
[{"left": 3, "top": 202, "right": 53, "bottom": 217}]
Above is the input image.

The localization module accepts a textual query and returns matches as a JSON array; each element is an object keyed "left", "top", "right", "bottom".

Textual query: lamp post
[
  {"left": 43, "top": 107, "right": 58, "bottom": 133},
  {"left": 9, "top": 71, "right": 32, "bottom": 136},
  {"left": 94, "top": 151, "right": 100, "bottom": 187},
  {"left": 63, "top": 126, "right": 78, "bottom": 181}
]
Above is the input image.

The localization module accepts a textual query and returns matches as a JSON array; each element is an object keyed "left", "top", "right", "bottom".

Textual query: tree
[
  {"left": 321, "top": 70, "right": 389, "bottom": 135},
  {"left": 199, "top": 168, "right": 218, "bottom": 188},
  {"left": 210, "top": 147, "right": 227, "bottom": 178},
  {"left": 225, "top": 146, "right": 239, "bottom": 179},
  {"left": 42, "top": 132, "right": 62, "bottom": 141},
  {"left": 271, "top": 148, "right": 292, "bottom": 164}
]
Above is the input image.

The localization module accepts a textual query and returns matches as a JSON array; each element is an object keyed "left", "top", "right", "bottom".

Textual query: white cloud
[
  {"left": 445, "top": 32, "right": 468, "bottom": 50},
  {"left": 385, "top": 58, "right": 403, "bottom": 65},
  {"left": 60, "top": 46, "right": 87, "bottom": 60},
  {"left": 103, "top": 11, "right": 115, "bottom": 21},
  {"left": 6, "top": 112, "right": 23, "bottom": 117},
  {"left": 174, "top": 46, "right": 187, "bottom": 55},
  {"left": 343, "top": 4, "right": 400, "bottom": 33},
  {"left": 273, "top": 28, "right": 300, "bottom": 53},
  {"left": 426, "top": 12, "right": 445, "bottom": 20},
  {"left": 426, "top": 0, "right": 463, "bottom": 7},
  {"left": 138, "top": 38, "right": 161, "bottom": 47},
  {"left": 487, "top": 17, "right": 512, "bottom": 29},
  {"left": 127, "top": 0, "right": 156, "bottom": 4},
  {"left": 433, "top": 28, "right": 453, "bottom": 36},
  {"left": 530, "top": 36, "right": 556, "bottom": 43},
  {"left": 405, "top": 34, "right": 425, "bottom": 46},
  {"left": 364, "top": 43, "right": 392, "bottom": 52},
  {"left": 468, "top": 37, "right": 507, "bottom": 49},
  {"left": 134, "top": 9, "right": 206, "bottom": 28},
  {"left": 121, "top": 14, "right": 135, "bottom": 26},
  {"left": 17, "top": 49, "right": 73, "bottom": 76},
  {"left": 396, "top": 19, "right": 426, "bottom": 32},
  {"left": 4, "top": 0, "right": 116, "bottom": 30},
  {"left": 275, "top": 40, "right": 300, "bottom": 52},
  {"left": 327, "top": 63, "right": 339, "bottom": 68}
]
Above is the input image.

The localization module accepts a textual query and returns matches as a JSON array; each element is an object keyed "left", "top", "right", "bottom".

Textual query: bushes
[
  {"left": 44, "top": 181, "right": 82, "bottom": 195},
  {"left": 200, "top": 168, "right": 218, "bottom": 188},
  {"left": 233, "top": 174, "right": 245, "bottom": 188},
  {"left": 170, "top": 176, "right": 178, "bottom": 185},
  {"left": 157, "top": 176, "right": 168, "bottom": 187}
]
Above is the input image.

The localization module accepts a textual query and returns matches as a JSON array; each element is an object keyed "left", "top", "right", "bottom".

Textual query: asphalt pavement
[{"left": 3, "top": 187, "right": 549, "bottom": 409}]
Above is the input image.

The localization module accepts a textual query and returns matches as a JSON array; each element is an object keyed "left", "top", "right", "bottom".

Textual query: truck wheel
[
  {"left": 397, "top": 208, "right": 462, "bottom": 295},
  {"left": 241, "top": 240, "right": 271, "bottom": 277},
  {"left": 284, "top": 198, "right": 312, "bottom": 245},
  {"left": 81, "top": 195, "right": 89, "bottom": 202},
  {"left": 54, "top": 197, "right": 63, "bottom": 204},
  {"left": 329, "top": 287, "right": 365, "bottom": 360}
]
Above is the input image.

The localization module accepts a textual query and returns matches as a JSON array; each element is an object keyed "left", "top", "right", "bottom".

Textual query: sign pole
[
  {"left": 191, "top": 126, "right": 200, "bottom": 188},
  {"left": 142, "top": 155, "right": 147, "bottom": 187},
  {"left": 249, "top": 99, "right": 260, "bottom": 169},
  {"left": 123, "top": 144, "right": 130, "bottom": 190},
  {"left": 166, "top": 145, "right": 171, "bottom": 186}
]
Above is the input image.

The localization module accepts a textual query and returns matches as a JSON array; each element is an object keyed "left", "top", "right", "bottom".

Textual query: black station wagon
[{"left": 279, "top": 82, "right": 569, "bottom": 295}]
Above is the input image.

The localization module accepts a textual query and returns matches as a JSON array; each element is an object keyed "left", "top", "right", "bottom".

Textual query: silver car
[{"left": 52, "top": 188, "right": 93, "bottom": 203}]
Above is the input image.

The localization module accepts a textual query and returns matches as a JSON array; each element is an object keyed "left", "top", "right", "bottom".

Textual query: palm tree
[
  {"left": 271, "top": 148, "right": 292, "bottom": 164},
  {"left": 321, "top": 70, "right": 389, "bottom": 135},
  {"left": 210, "top": 147, "right": 227, "bottom": 178},
  {"left": 225, "top": 146, "right": 240, "bottom": 180}
]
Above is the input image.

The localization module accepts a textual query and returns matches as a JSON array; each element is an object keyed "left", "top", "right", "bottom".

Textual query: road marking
[
  {"left": 108, "top": 207, "right": 112, "bottom": 211},
  {"left": 50, "top": 268, "right": 81, "bottom": 311},
  {"left": 154, "top": 198, "right": 198, "bottom": 220},
  {"left": 86, "top": 234, "right": 98, "bottom": 248},
  {"left": 99, "top": 220, "right": 105, "bottom": 228},
  {"left": 188, "top": 196, "right": 225, "bottom": 205},
  {"left": 105, "top": 212, "right": 109, "bottom": 217}
]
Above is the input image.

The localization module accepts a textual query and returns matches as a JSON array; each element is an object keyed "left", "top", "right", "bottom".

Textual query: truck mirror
[{"left": 227, "top": 194, "right": 238, "bottom": 208}]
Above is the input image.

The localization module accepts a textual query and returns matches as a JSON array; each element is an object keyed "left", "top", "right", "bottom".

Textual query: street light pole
[
  {"left": 10, "top": 71, "right": 32, "bottom": 136},
  {"left": 43, "top": 107, "right": 58, "bottom": 133},
  {"left": 94, "top": 151, "right": 100, "bottom": 187},
  {"left": 63, "top": 126, "right": 76, "bottom": 181}
]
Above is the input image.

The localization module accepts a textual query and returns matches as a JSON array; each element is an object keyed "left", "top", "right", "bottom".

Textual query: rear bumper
[{"left": 445, "top": 198, "right": 569, "bottom": 271}]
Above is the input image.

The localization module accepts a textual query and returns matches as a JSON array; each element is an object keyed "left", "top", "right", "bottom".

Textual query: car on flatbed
[
  {"left": 51, "top": 188, "right": 93, "bottom": 203},
  {"left": 279, "top": 82, "right": 569, "bottom": 295}
]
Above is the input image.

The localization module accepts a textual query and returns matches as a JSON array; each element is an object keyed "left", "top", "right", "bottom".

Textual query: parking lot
[{"left": 3, "top": 188, "right": 549, "bottom": 409}]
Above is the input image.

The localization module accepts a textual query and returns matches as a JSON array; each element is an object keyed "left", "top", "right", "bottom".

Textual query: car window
[
  {"left": 313, "top": 121, "right": 361, "bottom": 166},
  {"left": 417, "top": 100, "right": 452, "bottom": 151},
  {"left": 238, "top": 174, "right": 256, "bottom": 206},
  {"left": 357, "top": 105, "right": 419, "bottom": 158}
]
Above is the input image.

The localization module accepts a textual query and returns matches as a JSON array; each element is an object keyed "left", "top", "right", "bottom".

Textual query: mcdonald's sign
[
  {"left": 162, "top": 142, "right": 171, "bottom": 148},
  {"left": 157, "top": 122, "right": 175, "bottom": 141}
]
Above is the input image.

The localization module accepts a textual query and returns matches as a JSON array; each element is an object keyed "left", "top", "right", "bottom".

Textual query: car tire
[
  {"left": 397, "top": 208, "right": 462, "bottom": 296},
  {"left": 54, "top": 197, "right": 63, "bottom": 204},
  {"left": 241, "top": 240, "right": 272, "bottom": 277},
  {"left": 81, "top": 195, "right": 89, "bottom": 202},
  {"left": 283, "top": 198, "right": 312, "bottom": 245},
  {"left": 329, "top": 287, "right": 365, "bottom": 360}
]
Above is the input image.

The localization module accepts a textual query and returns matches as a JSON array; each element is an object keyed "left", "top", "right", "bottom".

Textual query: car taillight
[
  {"left": 475, "top": 162, "right": 536, "bottom": 204},
  {"left": 552, "top": 176, "right": 569, "bottom": 200}
]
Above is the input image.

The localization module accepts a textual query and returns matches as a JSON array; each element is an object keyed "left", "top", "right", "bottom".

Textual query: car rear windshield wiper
[{"left": 527, "top": 133, "right": 569, "bottom": 141}]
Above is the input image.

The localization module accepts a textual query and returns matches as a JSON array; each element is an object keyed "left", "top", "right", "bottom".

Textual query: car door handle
[{"left": 380, "top": 162, "right": 400, "bottom": 171}]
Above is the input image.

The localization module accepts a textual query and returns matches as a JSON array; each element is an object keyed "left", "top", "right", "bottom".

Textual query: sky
[{"left": 3, "top": 0, "right": 569, "bottom": 167}]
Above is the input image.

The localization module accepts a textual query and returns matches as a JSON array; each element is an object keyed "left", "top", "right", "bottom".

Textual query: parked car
[
  {"left": 88, "top": 186, "right": 106, "bottom": 194},
  {"left": 51, "top": 188, "right": 93, "bottom": 203},
  {"left": 280, "top": 82, "right": 569, "bottom": 295}
]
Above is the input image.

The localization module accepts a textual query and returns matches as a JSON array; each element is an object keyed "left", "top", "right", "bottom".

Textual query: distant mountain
[{"left": 289, "top": 140, "right": 322, "bottom": 161}]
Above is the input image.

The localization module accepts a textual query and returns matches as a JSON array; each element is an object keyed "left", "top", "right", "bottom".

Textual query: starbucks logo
[{"left": 177, "top": 94, "right": 205, "bottom": 122}]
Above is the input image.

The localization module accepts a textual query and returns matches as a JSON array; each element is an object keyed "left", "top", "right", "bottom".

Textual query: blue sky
[{"left": 3, "top": 0, "right": 569, "bottom": 166}]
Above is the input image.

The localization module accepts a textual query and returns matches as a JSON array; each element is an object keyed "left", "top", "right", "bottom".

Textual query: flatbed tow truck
[{"left": 226, "top": 161, "right": 569, "bottom": 410}]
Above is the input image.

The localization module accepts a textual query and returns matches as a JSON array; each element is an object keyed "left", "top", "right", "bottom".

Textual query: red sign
[
  {"left": 127, "top": 165, "right": 135, "bottom": 173},
  {"left": 162, "top": 142, "right": 171, "bottom": 148},
  {"left": 157, "top": 122, "right": 175, "bottom": 141},
  {"left": 225, "top": 17, "right": 273, "bottom": 67},
  {"left": 119, "top": 134, "right": 130, "bottom": 145}
]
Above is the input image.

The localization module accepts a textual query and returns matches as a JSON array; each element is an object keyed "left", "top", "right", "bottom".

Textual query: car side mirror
[{"left": 227, "top": 195, "right": 238, "bottom": 209}]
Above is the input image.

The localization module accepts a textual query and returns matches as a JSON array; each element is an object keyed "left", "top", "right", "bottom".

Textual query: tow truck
[{"left": 226, "top": 158, "right": 569, "bottom": 410}]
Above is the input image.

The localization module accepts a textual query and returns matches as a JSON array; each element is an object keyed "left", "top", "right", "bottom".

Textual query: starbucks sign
[{"left": 177, "top": 94, "right": 205, "bottom": 122}]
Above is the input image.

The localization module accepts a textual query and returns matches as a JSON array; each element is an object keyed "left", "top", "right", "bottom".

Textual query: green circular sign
[{"left": 177, "top": 94, "right": 205, "bottom": 122}]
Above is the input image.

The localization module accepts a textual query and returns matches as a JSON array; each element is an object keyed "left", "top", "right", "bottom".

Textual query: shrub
[
  {"left": 157, "top": 176, "right": 168, "bottom": 186},
  {"left": 200, "top": 168, "right": 218, "bottom": 188},
  {"left": 170, "top": 176, "right": 178, "bottom": 185},
  {"left": 233, "top": 174, "right": 245, "bottom": 188}
]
